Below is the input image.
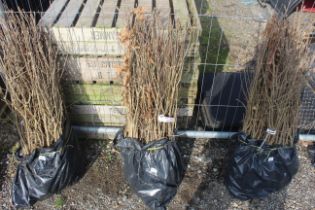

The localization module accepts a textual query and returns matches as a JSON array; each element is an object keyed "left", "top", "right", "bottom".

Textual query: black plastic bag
[
  {"left": 307, "top": 144, "right": 315, "bottom": 167},
  {"left": 12, "top": 123, "right": 83, "bottom": 208},
  {"left": 115, "top": 133, "right": 184, "bottom": 210},
  {"left": 225, "top": 133, "right": 299, "bottom": 200}
]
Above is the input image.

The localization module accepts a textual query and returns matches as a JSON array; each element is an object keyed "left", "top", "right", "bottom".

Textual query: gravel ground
[{"left": 1, "top": 122, "right": 315, "bottom": 210}]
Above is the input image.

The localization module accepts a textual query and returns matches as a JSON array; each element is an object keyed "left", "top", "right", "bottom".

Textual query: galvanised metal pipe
[
  {"left": 73, "top": 126, "right": 122, "bottom": 135},
  {"left": 176, "top": 130, "right": 237, "bottom": 139},
  {"left": 72, "top": 126, "right": 238, "bottom": 139},
  {"left": 299, "top": 134, "right": 315, "bottom": 142},
  {"left": 73, "top": 126, "right": 315, "bottom": 142}
]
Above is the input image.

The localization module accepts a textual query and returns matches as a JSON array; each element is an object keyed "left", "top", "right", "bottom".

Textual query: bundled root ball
[
  {"left": 0, "top": 11, "right": 65, "bottom": 154},
  {"left": 118, "top": 8, "right": 187, "bottom": 142},
  {"left": 243, "top": 15, "right": 314, "bottom": 146}
]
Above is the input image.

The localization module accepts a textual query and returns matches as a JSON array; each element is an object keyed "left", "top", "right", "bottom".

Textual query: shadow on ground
[{"left": 192, "top": 0, "right": 230, "bottom": 130}]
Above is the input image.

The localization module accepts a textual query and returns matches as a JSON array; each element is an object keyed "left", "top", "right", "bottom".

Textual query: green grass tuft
[{"left": 54, "top": 194, "right": 65, "bottom": 209}]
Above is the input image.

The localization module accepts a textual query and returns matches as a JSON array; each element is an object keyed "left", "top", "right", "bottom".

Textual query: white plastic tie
[
  {"left": 158, "top": 115, "right": 175, "bottom": 123},
  {"left": 259, "top": 128, "right": 277, "bottom": 149},
  {"left": 266, "top": 128, "right": 277, "bottom": 135}
]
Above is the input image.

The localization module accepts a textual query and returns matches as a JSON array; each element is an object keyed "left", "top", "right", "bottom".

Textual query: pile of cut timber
[{"left": 39, "top": 0, "right": 201, "bottom": 127}]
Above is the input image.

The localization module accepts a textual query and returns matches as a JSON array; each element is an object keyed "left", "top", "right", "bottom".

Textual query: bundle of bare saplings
[
  {"left": 115, "top": 8, "right": 187, "bottom": 209},
  {"left": 0, "top": 11, "right": 83, "bottom": 207},
  {"left": 225, "top": 15, "right": 314, "bottom": 200}
]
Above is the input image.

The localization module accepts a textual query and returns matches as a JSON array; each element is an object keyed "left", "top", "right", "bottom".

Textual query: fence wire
[{"left": 0, "top": 0, "right": 314, "bottom": 136}]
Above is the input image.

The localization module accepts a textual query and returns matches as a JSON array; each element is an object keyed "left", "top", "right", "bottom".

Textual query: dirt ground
[
  {"left": 197, "top": 0, "right": 314, "bottom": 72},
  {"left": 1, "top": 121, "right": 315, "bottom": 210},
  {"left": 196, "top": 0, "right": 274, "bottom": 72}
]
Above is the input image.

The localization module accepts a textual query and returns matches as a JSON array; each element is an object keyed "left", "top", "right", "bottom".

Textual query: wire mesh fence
[{"left": 0, "top": 0, "right": 314, "bottom": 137}]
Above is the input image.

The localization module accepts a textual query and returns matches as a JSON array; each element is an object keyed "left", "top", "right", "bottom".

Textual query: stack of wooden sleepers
[{"left": 39, "top": 0, "right": 201, "bottom": 127}]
